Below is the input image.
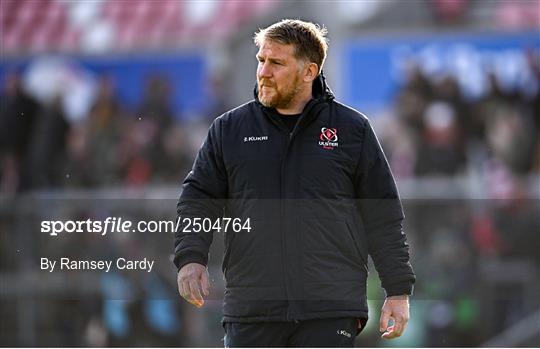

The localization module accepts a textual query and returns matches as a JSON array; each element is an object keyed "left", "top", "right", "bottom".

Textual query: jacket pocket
[{"left": 301, "top": 218, "right": 360, "bottom": 262}]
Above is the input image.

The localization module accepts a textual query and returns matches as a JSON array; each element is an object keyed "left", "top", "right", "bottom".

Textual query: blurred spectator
[
  {"left": 432, "top": 75, "right": 468, "bottom": 139},
  {"left": 485, "top": 103, "right": 536, "bottom": 174},
  {"left": 27, "top": 96, "right": 70, "bottom": 189},
  {"left": 472, "top": 71, "right": 538, "bottom": 174},
  {"left": 374, "top": 116, "right": 416, "bottom": 179},
  {"left": 524, "top": 48, "right": 540, "bottom": 172},
  {"left": 469, "top": 72, "right": 509, "bottom": 146},
  {"left": 525, "top": 49, "right": 540, "bottom": 129},
  {"left": 137, "top": 75, "right": 174, "bottom": 131},
  {"left": 119, "top": 74, "right": 177, "bottom": 187},
  {"left": 157, "top": 126, "right": 192, "bottom": 183},
  {"left": 414, "top": 101, "right": 466, "bottom": 175},
  {"left": 67, "top": 75, "right": 124, "bottom": 187},
  {"left": 396, "top": 64, "right": 432, "bottom": 135},
  {"left": 0, "top": 72, "right": 39, "bottom": 193}
]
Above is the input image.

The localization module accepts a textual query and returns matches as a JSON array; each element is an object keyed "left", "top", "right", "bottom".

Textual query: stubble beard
[{"left": 258, "top": 75, "right": 303, "bottom": 110}]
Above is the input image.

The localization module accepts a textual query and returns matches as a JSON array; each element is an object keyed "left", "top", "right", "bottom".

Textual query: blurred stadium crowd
[
  {"left": 0, "top": 72, "right": 198, "bottom": 192},
  {"left": 1, "top": 49, "right": 540, "bottom": 193},
  {"left": 1, "top": 0, "right": 539, "bottom": 347},
  {"left": 389, "top": 54, "right": 540, "bottom": 178}
]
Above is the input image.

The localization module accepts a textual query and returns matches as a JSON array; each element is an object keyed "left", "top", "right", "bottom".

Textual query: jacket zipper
[
  {"left": 280, "top": 130, "right": 294, "bottom": 321},
  {"left": 280, "top": 109, "right": 318, "bottom": 321},
  {"left": 267, "top": 101, "right": 326, "bottom": 322}
]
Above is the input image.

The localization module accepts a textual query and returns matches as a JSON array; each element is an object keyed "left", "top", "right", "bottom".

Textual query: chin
[
  {"left": 259, "top": 95, "right": 277, "bottom": 108},
  {"left": 260, "top": 100, "right": 276, "bottom": 108}
]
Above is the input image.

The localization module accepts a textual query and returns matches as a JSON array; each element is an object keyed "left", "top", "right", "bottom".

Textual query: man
[{"left": 174, "top": 19, "right": 415, "bottom": 347}]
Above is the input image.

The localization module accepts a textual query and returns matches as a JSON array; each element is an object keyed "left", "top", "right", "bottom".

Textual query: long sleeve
[
  {"left": 354, "top": 120, "right": 415, "bottom": 297},
  {"left": 173, "top": 117, "right": 228, "bottom": 271}
]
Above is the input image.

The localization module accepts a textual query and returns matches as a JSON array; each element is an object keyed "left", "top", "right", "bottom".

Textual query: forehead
[{"left": 257, "top": 40, "right": 296, "bottom": 59}]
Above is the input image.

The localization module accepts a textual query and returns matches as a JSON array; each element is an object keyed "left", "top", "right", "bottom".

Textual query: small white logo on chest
[
  {"left": 244, "top": 136, "right": 268, "bottom": 142},
  {"left": 337, "top": 329, "right": 352, "bottom": 338}
]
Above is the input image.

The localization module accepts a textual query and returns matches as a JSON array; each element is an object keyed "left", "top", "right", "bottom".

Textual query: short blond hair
[{"left": 254, "top": 19, "right": 328, "bottom": 74}]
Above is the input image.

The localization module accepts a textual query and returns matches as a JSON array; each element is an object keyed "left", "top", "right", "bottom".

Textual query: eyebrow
[{"left": 256, "top": 55, "right": 285, "bottom": 64}]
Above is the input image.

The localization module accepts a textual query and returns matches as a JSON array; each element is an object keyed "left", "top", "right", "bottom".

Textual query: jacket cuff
[
  {"left": 174, "top": 251, "right": 207, "bottom": 272},
  {"left": 384, "top": 281, "right": 414, "bottom": 297}
]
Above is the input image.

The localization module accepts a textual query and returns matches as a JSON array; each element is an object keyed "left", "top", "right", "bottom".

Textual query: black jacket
[{"left": 174, "top": 75, "right": 415, "bottom": 323}]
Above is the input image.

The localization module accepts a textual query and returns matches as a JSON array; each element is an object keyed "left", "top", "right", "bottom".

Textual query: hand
[
  {"left": 177, "top": 263, "right": 210, "bottom": 308},
  {"left": 379, "top": 294, "right": 409, "bottom": 339}
]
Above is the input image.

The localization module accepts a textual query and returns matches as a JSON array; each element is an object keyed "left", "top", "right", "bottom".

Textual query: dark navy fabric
[{"left": 223, "top": 317, "right": 359, "bottom": 347}]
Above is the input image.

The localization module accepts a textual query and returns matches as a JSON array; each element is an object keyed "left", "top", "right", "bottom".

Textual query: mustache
[{"left": 258, "top": 79, "right": 275, "bottom": 88}]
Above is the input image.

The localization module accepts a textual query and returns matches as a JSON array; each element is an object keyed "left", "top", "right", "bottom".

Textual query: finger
[
  {"left": 178, "top": 280, "right": 186, "bottom": 298},
  {"left": 176, "top": 278, "right": 183, "bottom": 297},
  {"left": 182, "top": 275, "right": 194, "bottom": 300},
  {"left": 182, "top": 279, "right": 193, "bottom": 302},
  {"left": 183, "top": 279, "right": 198, "bottom": 306},
  {"left": 177, "top": 273, "right": 185, "bottom": 297},
  {"left": 381, "top": 325, "right": 397, "bottom": 339},
  {"left": 188, "top": 278, "right": 204, "bottom": 307},
  {"left": 201, "top": 271, "right": 210, "bottom": 297},
  {"left": 380, "top": 310, "right": 391, "bottom": 332},
  {"left": 189, "top": 278, "right": 203, "bottom": 302},
  {"left": 178, "top": 274, "right": 188, "bottom": 299}
]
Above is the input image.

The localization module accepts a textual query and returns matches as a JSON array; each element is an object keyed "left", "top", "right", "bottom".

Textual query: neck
[{"left": 276, "top": 84, "right": 313, "bottom": 115}]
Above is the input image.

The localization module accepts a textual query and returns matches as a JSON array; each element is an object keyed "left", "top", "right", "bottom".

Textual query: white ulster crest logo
[{"left": 319, "top": 127, "right": 339, "bottom": 149}]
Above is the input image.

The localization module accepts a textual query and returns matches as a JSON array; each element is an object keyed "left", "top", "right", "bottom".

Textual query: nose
[{"left": 258, "top": 61, "right": 272, "bottom": 79}]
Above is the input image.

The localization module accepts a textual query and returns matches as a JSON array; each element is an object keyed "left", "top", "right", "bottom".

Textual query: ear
[{"left": 302, "top": 62, "right": 319, "bottom": 83}]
